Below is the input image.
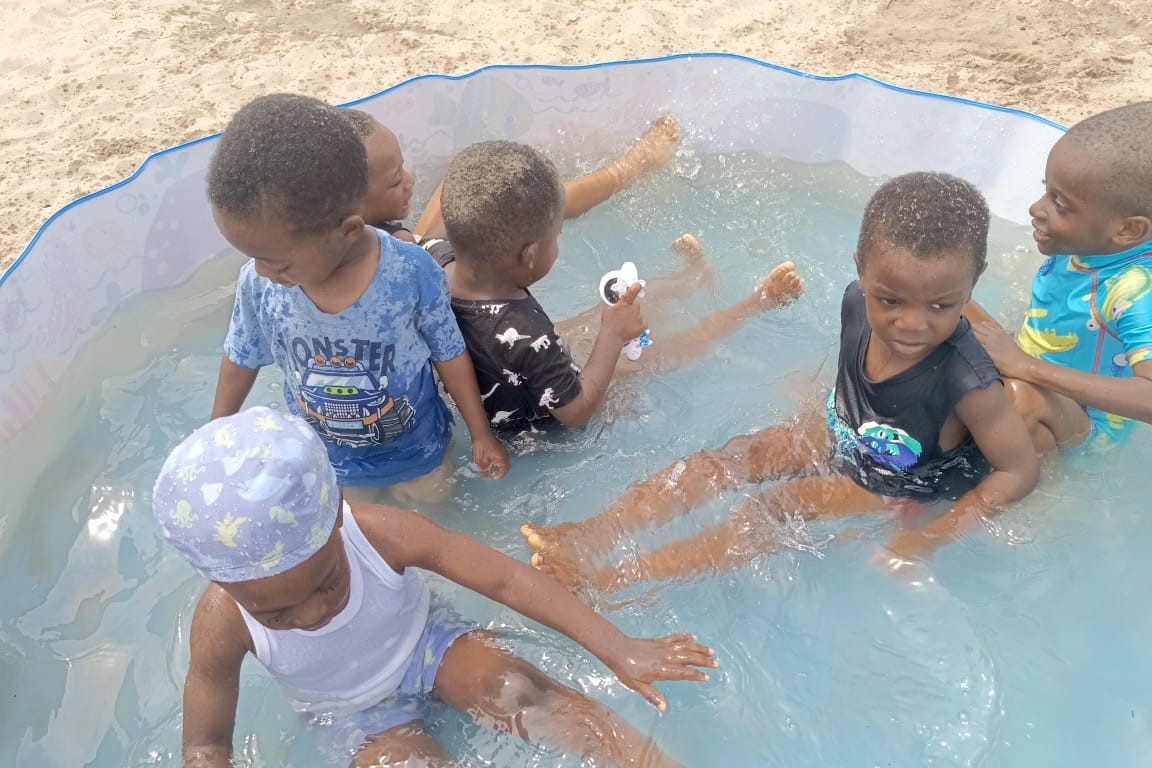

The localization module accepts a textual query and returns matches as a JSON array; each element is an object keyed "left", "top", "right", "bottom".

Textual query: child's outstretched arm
[
  {"left": 180, "top": 587, "right": 250, "bottom": 768},
  {"left": 552, "top": 282, "right": 647, "bottom": 428},
  {"left": 880, "top": 382, "right": 1040, "bottom": 567},
  {"left": 367, "top": 504, "right": 717, "bottom": 712},
  {"left": 975, "top": 322, "right": 1152, "bottom": 424},
  {"left": 209, "top": 357, "right": 260, "bottom": 420},
  {"left": 433, "top": 352, "right": 510, "bottom": 478}
]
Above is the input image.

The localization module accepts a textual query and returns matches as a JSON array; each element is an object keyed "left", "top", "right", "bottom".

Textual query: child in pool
[
  {"left": 966, "top": 101, "right": 1152, "bottom": 453},
  {"left": 207, "top": 94, "right": 508, "bottom": 506},
  {"left": 523, "top": 172, "right": 1040, "bottom": 587},
  {"left": 153, "top": 407, "right": 716, "bottom": 767},
  {"left": 426, "top": 140, "right": 803, "bottom": 432}
]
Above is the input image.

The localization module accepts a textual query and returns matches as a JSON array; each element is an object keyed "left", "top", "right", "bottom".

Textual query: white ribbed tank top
[{"left": 237, "top": 504, "right": 431, "bottom": 715}]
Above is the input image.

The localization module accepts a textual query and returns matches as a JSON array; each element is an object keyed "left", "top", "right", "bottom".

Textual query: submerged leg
[
  {"left": 523, "top": 406, "right": 830, "bottom": 563},
  {"left": 433, "top": 631, "right": 683, "bottom": 768},
  {"left": 352, "top": 722, "right": 453, "bottom": 767},
  {"left": 556, "top": 233, "right": 714, "bottom": 338},
  {"left": 641, "top": 260, "right": 803, "bottom": 375},
  {"left": 544, "top": 475, "right": 882, "bottom": 594}
]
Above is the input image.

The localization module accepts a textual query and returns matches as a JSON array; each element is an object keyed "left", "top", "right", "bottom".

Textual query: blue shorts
[{"left": 307, "top": 597, "right": 478, "bottom": 762}]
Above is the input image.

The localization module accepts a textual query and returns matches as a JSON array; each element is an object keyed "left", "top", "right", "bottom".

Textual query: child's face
[
  {"left": 222, "top": 523, "right": 351, "bottom": 632},
  {"left": 1029, "top": 135, "right": 1127, "bottom": 256},
  {"left": 213, "top": 206, "right": 359, "bottom": 291},
  {"left": 361, "top": 124, "right": 416, "bottom": 227},
  {"left": 858, "top": 245, "right": 977, "bottom": 365}
]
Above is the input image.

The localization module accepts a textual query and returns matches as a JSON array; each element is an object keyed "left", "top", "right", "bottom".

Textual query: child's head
[
  {"left": 343, "top": 109, "right": 416, "bottom": 228},
  {"left": 153, "top": 407, "right": 350, "bottom": 631},
  {"left": 855, "top": 172, "right": 990, "bottom": 361},
  {"left": 439, "top": 141, "right": 565, "bottom": 286},
  {"left": 1030, "top": 100, "right": 1152, "bottom": 256},
  {"left": 207, "top": 93, "right": 369, "bottom": 290}
]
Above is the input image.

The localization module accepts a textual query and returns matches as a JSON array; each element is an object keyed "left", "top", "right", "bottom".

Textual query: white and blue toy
[{"left": 598, "top": 261, "right": 652, "bottom": 361}]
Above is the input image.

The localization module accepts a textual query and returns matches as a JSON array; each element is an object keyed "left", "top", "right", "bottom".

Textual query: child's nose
[{"left": 895, "top": 309, "right": 928, "bottom": 332}]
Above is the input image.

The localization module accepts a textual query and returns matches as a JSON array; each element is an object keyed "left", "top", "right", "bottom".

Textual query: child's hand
[
  {"left": 472, "top": 432, "right": 510, "bottom": 479},
  {"left": 973, "top": 321, "right": 1032, "bottom": 378},
  {"left": 600, "top": 282, "right": 647, "bottom": 344},
  {"left": 601, "top": 633, "right": 717, "bottom": 712},
  {"left": 872, "top": 532, "right": 937, "bottom": 585}
]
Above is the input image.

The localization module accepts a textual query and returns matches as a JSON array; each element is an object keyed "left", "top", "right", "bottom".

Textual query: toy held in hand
[{"left": 599, "top": 262, "right": 652, "bottom": 361}]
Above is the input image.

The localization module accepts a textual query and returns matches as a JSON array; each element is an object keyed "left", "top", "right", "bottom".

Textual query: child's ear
[
  {"left": 338, "top": 214, "right": 365, "bottom": 241},
  {"left": 518, "top": 240, "right": 538, "bottom": 271},
  {"left": 1116, "top": 215, "right": 1152, "bottom": 247},
  {"left": 853, "top": 251, "right": 863, "bottom": 277}
]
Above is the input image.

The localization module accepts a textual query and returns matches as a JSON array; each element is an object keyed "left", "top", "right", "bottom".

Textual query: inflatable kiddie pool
[{"left": 4, "top": 54, "right": 1150, "bottom": 767}]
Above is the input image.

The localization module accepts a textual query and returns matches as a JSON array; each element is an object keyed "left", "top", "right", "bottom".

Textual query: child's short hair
[
  {"left": 857, "top": 171, "right": 989, "bottom": 275},
  {"left": 439, "top": 141, "right": 564, "bottom": 263},
  {"left": 342, "top": 108, "right": 379, "bottom": 140},
  {"left": 207, "top": 93, "right": 368, "bottom": 235},
  {"left": 1064, "top": 101, "right": 1152, "bottom": 219}
]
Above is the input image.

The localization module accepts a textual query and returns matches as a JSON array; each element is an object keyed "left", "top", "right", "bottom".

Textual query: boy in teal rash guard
[{"left": 969, "top": 101, "right": 1152, "bottom": 453}]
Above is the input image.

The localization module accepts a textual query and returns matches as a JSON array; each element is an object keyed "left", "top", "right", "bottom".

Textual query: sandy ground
[{"left": 3, "top": 0, "right": 1151, "bottom": 270}]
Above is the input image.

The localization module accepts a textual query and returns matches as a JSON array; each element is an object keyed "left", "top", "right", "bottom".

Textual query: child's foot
[
  {"left": 755, "top": 261, "right": 803, "bottom": 309},
  {"left": 671, "top": 233, "right": 707, "bottom": 268},
  {"left": 606, "top": 115, "right": 680, "bottom": 190},
  {"left": 671, "top": 233, "right": 716, "bottom": 288},
  {"left": 531, "top": 548, "right": 588, "bottom": 592}
]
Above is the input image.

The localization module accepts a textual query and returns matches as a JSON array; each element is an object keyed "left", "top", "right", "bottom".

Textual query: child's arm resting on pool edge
[
  {"left": 180, "top": 586, "right": 250, "bottom": 768},
  {"left": 210, "top": 356, "right": 260, "bottom": 420},
  {"left": 880, "top": 381, "right": 1040, "bottom": 566},
  {"left": 366, "top": 504, "right": 717, "bottom": 712}
]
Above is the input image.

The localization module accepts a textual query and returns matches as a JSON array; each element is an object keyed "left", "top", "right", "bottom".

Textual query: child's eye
[
  {"left": 930, "top": 303, "right": 954, "bottom": 311},
  {"left": 877, "top": 297, "right": 899, "bottom": 306}
]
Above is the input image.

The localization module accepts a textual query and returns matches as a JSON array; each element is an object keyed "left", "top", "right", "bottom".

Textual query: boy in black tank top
[{"left": 526, "top": 173, "right": 1040, "bottom": 588}]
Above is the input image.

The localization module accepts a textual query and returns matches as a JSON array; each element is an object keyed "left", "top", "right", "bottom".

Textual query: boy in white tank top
[{"left": 152, "top": 407, "right": 717, "bottom": 767}]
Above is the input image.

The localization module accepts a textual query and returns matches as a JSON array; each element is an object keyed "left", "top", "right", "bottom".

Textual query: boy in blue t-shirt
[
  {"left": 207, "top": 94, "right": 509, "bottom": 503},
  {"left": 968, "top": 101, "right": 1152, "bottom": 453}
]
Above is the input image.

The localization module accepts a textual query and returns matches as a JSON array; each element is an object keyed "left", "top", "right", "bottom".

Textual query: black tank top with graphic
[{"left": 827, "top": 282, "right": 1000, "bottom": 499}]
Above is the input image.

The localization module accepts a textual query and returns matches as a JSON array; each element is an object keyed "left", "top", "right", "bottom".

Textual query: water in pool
[{"left": 3, "top": 150, "right": 1151, "bottom": 767}]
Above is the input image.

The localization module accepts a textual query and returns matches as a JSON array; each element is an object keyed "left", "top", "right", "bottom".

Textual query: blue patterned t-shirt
[{"left": 224, "top": 230, "right": 466, "bottom": 486}]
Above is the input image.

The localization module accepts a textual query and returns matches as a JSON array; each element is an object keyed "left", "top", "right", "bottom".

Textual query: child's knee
[{"left": 489, "top": 667, "right": 604, "bottom": 747}]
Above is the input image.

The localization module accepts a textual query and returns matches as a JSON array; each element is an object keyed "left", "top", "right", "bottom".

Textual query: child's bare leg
[
  {"left": 523, "top": 406, "right": 829, "bottom": 561},
  {"left": 434, "top": 631, "right": 683, "bottom": 768},
  {"left": 557, "top": 234, "right": 713, "bottom": 337},
  {"left": 545, "top": 475, "right": 881, "bottom": 593},
  {"left": 352, "top": 722, "right": 452, "bottom": 767},
  {"left": 414, "top": 116, "right": 678, "bottom": 241},
  {"left": 563, "top": 115, "right": 680, "bottom": 220},
  {"left": 640, "top": 261, "right": 803, "bottom": 375},
  {"left": 1003, "top": 378, "right": 1091, "bottom": 453},
  {"left": 414, "top": 180, "right": 448, "bottom": 240}
]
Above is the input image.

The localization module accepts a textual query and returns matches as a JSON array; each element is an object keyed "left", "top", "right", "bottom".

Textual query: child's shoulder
[
  {"left": 191, "top": 583, "right": 254, "bottom": 656},
  {"left": 375, "top": 228, "right": 444, "bottom": 275},
  {"left": 944, "top": 319, "right": 1000, "bottom": 391}
]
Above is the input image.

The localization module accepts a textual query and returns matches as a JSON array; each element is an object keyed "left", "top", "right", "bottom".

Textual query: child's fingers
[
  {"left": 616, "top": 282, "right": 643, "bottom": 306},
  {"left": 629, "top": 681, "right": 668, "bottom": 712}
]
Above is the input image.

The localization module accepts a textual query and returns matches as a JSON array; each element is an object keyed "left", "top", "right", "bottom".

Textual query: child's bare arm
[
  {"left": 367, "top": 505, "right": 716, "bottom": 711},
  {"left": 182, "top": 587, "right": 250, "bottom": 768},
  {"left": 882, "top": 383, "right": 1040, "bottom": 564},
  {"left": 975, "top": 321, "right": 1152, "bottom": 423},
  {"left": 432, "top": 351, "right": 510, "bottom": 478},
  {"left": 551, "top": 283, "right": 646, "bottom": 428},
  {"left": 210, "top": 357, "right": 260, "bottom": 420}
]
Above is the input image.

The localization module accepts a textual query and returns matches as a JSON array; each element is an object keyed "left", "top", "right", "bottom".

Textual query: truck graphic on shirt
[{"left": 296, "top": 356, "right": 414, "bottom": 447}]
